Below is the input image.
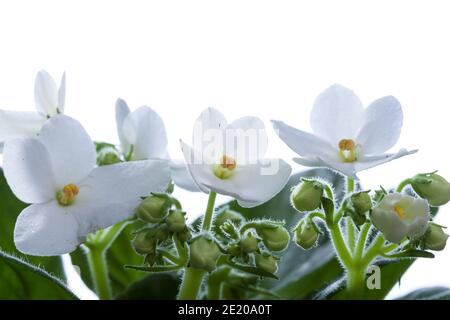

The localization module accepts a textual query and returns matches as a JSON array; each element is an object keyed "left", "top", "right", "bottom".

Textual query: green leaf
[
  {"left": 115, "top": 273, "right": 180, "bottom": 300},
  {"left": 70, "top": 220, "right": 149, "bottom": 297},
  {"left": 0, "top": 169, "right": 65, "bottom": 279},
  {"left": 0, "top": 250, "right": 77, "bottom": 299},
  {"left": 397, "top": 287, "right": 450, "bottom": 300}
]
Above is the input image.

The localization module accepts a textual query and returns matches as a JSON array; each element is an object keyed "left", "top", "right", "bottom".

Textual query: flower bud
[
  {"left": 97, "top": 147, "right": 121, "bottom": 166},
  {"left": 240, "top": 233, "right": 259, "bottom": 253},
  {"left": 291, "top": 180, "right": 324, "bottom": 212},
  {"left": 133, "top": 229, "right": 156, "bottom": 255},
  {"left": 256, "top": 225, "right": 290, "bottom": 252},
  {"left": 423, "top": 223, "right": 449, "bottom": 251},
  {"left": 189, "top": 237, "right": 221, "bottom": 272},
  {"left": 166, "top": 209, "right": 186, "bottom": 232},
  {"left": 293, "top": 218, "right": 319, "bottom": 250},
  {"left": 214, "top": 208, "right": 245, "bottom": 229},
  {"left": 351, "top": 191, "right": 372, "bottom": 214},
  {"left": 411, "top": 172, "right": 450, "bottom": 206},
  {"left": 177, "top": 227, "right": 192, "bottom": 242},
  {"left": 145, "top": 252, "right": 163, "bottom": 266},
  {"left": 135, "top": 194, "right": 170, "bottom": 223},
  {"left": 255, "top": 254, "right": 278, "bottom": 274}
]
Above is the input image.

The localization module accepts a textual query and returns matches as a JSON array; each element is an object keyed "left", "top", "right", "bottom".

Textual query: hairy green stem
[
  {"left": 396, "top": 178, "right": 412, "bottom": 193},
  {"left": 85, "top": 246, "right": 111, "bottom": 300},
  {"left": 178, "top": 191, "right": 217, "bottom": 300},
  {"left": 346, "top": 216, "right": 356, "bottom": 253},
  {"left": 354, "top": 222, "right": 371, "bottom": 260},
  {"left": 328, "top": 221, "right": 352, "bottom": 268}
]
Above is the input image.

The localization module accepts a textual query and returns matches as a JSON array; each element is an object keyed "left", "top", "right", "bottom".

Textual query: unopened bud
[
  {"left": 255, "top": 254, "right": 278, "bottom": 274},
  {"left": 133, "top": 229, "right": 156, "bottom": 255},
  {"left": 240, "top": 233, "right": 259, "bottom": 253},
  {"left": 291, "top": 180, "right": 324, "bottom": 212},
  {"left": 189, "top": 237, "right": 221, "bottom": 272},
  {"left": 423, "top": 223, "right": 449, "bottom": 251},
  {"left": 293, "top": 218, "right": 319, "bottom": 250},
  {"left": 214, "top": 208, "right": 245, "bottom": 228},
  {"left": 166, "top": 209, "right": 186, "bottom": 232},
  {"left": 351, "top": 191, "right": 372, "bottom": 214},
  {"left": 135, "top": 194, "right": 170, "bottom": 223},
  {"left": 411, "top": 172, "right": 450, "bottom": 206},
  {"left": 256, "top": 225, "right": 290, "bottom": 252},
  {"left": 97, "top": 147, "right": 121, "bottom": 166}
]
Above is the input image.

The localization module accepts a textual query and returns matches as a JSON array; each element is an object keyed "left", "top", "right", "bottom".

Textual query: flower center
[
  {"left": 394, "top": 204, "right": 407, "bottom": 220},
  {"left": 338, "top": 139, "right": 358, "bottom": 163},
  {"left": 56, "top": 183, "right": 79, "bottom": 206},
  {"left": 213, "top": 155, "right": 237, "bottom": 179}
]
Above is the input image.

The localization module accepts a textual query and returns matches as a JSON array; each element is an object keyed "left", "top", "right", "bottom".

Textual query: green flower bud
[
  {"left": 133, "top": 229, "right": 156, "bottom": 255},
  {"left": 177, "top": 227, "right": 192, "bottom": 242},
  {"left": 423, "top": 223, "right": 449, "bottom": 251},
  {"left": 256, "top": 226, "right": 290, "bottom": 252},
  {"left": 214, "top": 208, "right": 245, "bottom": 228},
  {"left": 351, "top": 191, "right": 372, "bottom": 214},
  {"left": 293, "top": 218, "right": 319, "bottom": 250},
  {"left": 97, "top": 146, "right": 121, "bottom": 166},
  {"left": 145, "top": 252, "right": 163, "bottom": 266},
  {"left": 255, "top": 254, "right": 278, "bottom": 274},
  {"left": 227, "top": 244, "right": 242, "bottom": 256},
  {"left": 240, "top": 233, "right": 259, "bottom": 253},
  {"left": 166, "top": 209, "right": 186, "bottom": 232},
  {"left": 291, "top": 180, "right": 324, "bottom": 212},
  {"left": 135, "top": 194, "right": 170, "bottom": 223},
  {"left": 189, "top": 237, "right": 221, "bottom": 272},
  {"left": 153, "top": 225, "right": 170, "bottom": 243},
  {"left": 411, "top": 172, "right": 450, "bottom": 206}
]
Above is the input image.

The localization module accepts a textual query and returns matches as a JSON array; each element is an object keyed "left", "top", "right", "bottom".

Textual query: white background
[{"left": 1, "top": 0, "right": 449, "bottom": 299}]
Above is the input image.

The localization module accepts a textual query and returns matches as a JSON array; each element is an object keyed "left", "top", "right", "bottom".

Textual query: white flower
[
  {"left": 0, "top": 70, "right": 65, "bottom": 151},
  {"left": 115, "top": 98, "right": 198, "bottom": 191},
  {"left": 3, "top": 115, "right": 170, "bottom": 256},
  {"left": 371, "top": 193, "right": 429, "bottom": 243},
  {"left": 180, "top": 108, "right": 292, "bottom": 208},
  {"left": 272, "top": 84, "right": 417, "bottom": 178}
]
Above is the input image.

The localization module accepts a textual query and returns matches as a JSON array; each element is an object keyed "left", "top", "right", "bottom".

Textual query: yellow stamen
[
  {"left": 394, "top": 205, "right": 407, "bottom": 219},
  {"left": 338, "top": 139, "right": 358, "bottom": 162},
  {"left": 213, "top": 155, "right": 237, "bottom": 179},
  {"left": 57, "top": 183, "right": 79, "bottom": 206}
]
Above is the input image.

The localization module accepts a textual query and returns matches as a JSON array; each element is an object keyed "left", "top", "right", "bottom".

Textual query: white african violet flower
[
  {"left": 272, "top": 84, "right": 417, "bottom": 178},
  {"left": 371, "top": 193, "right": 429, "bottom": 243},
  {"left": 180, "top": 108, "right": 292, "bottom": 208},
  {"left": 3, "top": 115, "right": 170, "bottom": 256},
  {"left": 0, "top": 70, "right": 65, "bottom": 151},
  {"left": 115, "top": 98, "right": 198, "bottom": 191}
]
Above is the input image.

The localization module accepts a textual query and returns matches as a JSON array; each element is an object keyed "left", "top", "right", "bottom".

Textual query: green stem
[
  {"left": 178, "top": 191, "right": 217, "bottom": 300},
  {"left": 354, "top": 222, "right": 371, "bottom": 260},
  {"left": 346, "top": 216, "right": 356, "bottom": 253},
  {"left": 202, "top": 192, "right": 217, "bottom": 231},
  {"left": 347, "top": 177, "right": 355, "bottom": 193},
  {"left": 361, "top": 235, "right": 386, "bottom": 266},
  {"left": 178, "top": 268, "right": 206, "bottom": 300},
  {"left": 396, "top": 178, "right": 412, "bottom": 193},
  {"left": 328, "top": 221, "right": 352, "bottom": 268},
  {"left": 85, "top": 246, "right": 111, "bottom": 300},
  {"left": 346, "top": 264, "right": 366, "bottom": 300}
]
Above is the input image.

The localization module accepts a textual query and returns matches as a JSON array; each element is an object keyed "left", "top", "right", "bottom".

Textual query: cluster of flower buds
[{"left": 132, "top": 192, "right": 191, "bottom": 265}]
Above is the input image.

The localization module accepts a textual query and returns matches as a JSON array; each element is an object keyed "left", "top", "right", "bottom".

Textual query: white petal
[
  {"left": 115, "top": 98, "right": 131, "bottom": 154},
  {"left": 14, "top": 201, "right": 80, "bottom": 256},
  {"left": 38, "top": 115, "right": 96, "bottom": 187},
  {"left": 356, "top": 96, "right": 403, "bottom": 155},
  {"left": 310, "top": 84, "right": 365, "bottom": 146},
  {"left": 371, "top": 207, "right": 408, "bottom": 243},
  {"left": 354, "top": 149, "right": 417, "bottom": 172},
  {"left": 228, "top": 159, "right": 291, "bottom": 208},
  {"left": 34, "top": 70, "right": 59, "bottom": 116},
  {"left": 224, "top": 116, "right": 268, "bottom": 164},
  {"left": 122, "top": 106, "right": 168, "bottom": 160},
  {"left": 3, "top": 137, "right": 56, "bottom": 203},
  {"left": 180, "top": 140, "right": 211, "bottom": 193},
  {"left": 272, "top": 120, "right": 338, "bottom": 160},
  {"left": 74, "top": 160, "right": 171, "bottom": 233},
  {"left": 192, "top": 108, "right": 227, "bottom": 157},
  {"left": 0, "top": 110, "right": 45, "bottom": 143},
  {"left": 169, "top": 159, "right": 201, "bottom": 192},
  {"left": 58, "top": 72, "right": 66, "bottom": 113},
  {"left": 293, "top": 156, "right": 357, "bottom": 178}
]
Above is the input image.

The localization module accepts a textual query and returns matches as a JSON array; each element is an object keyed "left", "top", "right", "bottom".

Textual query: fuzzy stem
[
  {"left": 346, "top": 216, "right": 356, "bottom": 253},
  {"left": 396, "top": 178, "right": 412, "bottom": 193},
  {"left": 178, "top": 191, "right": 217, "bottom": 300},
  {"left": 85, "top": 246, "right": 111, "bottom": 300}
]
